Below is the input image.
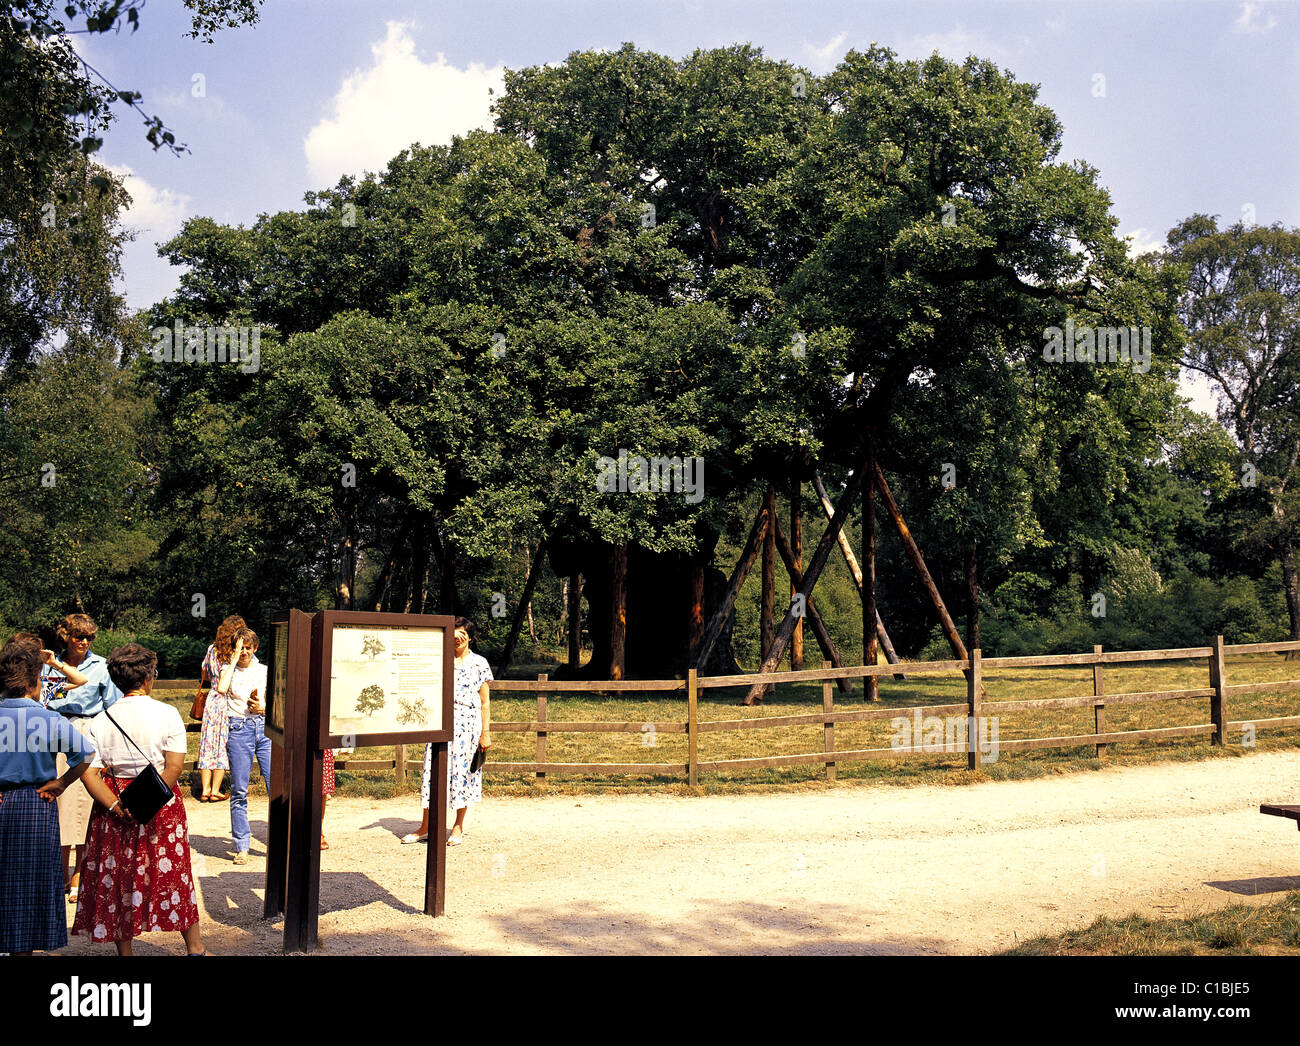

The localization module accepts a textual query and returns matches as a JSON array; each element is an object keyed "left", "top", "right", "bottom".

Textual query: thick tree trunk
[
  {"left": 863, "top": 444, "right": 879, "bottom": 702},
  {"left": 695, "top": 502, "right": 771, "bottom": 671},
  {"left": 811, "top": 471, "right": 907, "bottom": 679},
  {"left": 744, "top": 448, "right": 870, "bottom": 704},
  {"left": 773, "top": 518, "right": 852, "bottom": 693},
  {"left": 688, "top": 563, "right": 706, "bottom": 664},
  {"left": 567, "top": 572, "right": 583, "bottom": 668},
  {"left": 790, "top": 473, "right": 804, "bottom": 671},
  {"left": 610, "top": 544, "right": 628, "bottom": 680},
  {"left": 336, "top": 504, "right": 357, "bottom": 610}
]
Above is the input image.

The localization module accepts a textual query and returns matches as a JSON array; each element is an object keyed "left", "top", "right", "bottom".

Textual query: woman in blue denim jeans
[{"left": 215, "top": 628, "right": 269, "bottom": 865}]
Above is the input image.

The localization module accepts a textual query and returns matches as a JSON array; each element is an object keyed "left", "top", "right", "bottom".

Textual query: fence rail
[{"left": 167, "top": 636, "right": 1300, "bottom": 784}]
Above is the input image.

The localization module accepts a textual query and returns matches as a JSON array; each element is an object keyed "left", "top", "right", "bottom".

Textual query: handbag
[
  {"left": 102, "top": 708, "right": 174, "bottom": 824},
  {"left": 189, "top": 685, "right": 208, "bottom": 721},
  {"left": 469, "top": 745, "right": 486, "bottom": 775}
]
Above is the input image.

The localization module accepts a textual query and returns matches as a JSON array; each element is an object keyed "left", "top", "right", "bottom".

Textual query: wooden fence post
[
  {"left": 822, "top": 660, "right": 835, "bottom": 782},
  {"left": 688, "top": 668, "right": 699, "bottom": 787},
  {"left": 1210, "top": 635, "right": 1227, "bottom": 746},
  {"left": 395, "top": 743, "right": 407, "bottom": 792},
  {"left": 967, "top": 648, "right": 981, "bottom": 770},
  {"left": 536, "top": 673, "right": 548, "bottom": 781},
  {"left": 1092, "top": 645, "right": 1106, "bottom": 759}
]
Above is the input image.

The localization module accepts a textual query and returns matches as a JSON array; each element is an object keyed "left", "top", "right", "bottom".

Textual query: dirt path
[{"left": 57, "top": 751, "right": 1300, "bottom": 955}]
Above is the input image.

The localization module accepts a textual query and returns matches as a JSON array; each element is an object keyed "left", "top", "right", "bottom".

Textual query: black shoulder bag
[{"left": 101, "top": 707, "right": 174, "bottom": 824}]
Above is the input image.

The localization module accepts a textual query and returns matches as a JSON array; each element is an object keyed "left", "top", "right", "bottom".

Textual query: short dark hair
[
  {"left": 107, "top": 643, "right": 158, "bottom": 693},
  {"left": 0, "top": 636, "right": 43, "bottom": 697},
  {"left": 454, "top": 616, "right": 476, "bottom": 646}
]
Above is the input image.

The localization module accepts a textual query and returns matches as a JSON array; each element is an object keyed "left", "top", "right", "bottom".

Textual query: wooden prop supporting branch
[
  {"left": 365, "top": 511, "right": 416, "bottom": 611},
  {"left": 872, "top": 463, "right": 967, "bottom": 661},
  {"left": 790, "top": 472, "right": 804, "bottom": 671},
  {"left": 863, "top": 445, "right": 879, "bottom": 702},
  {"left": 496, "top": 538, "right": 549, "bottom": 676},
  {"left": 694, "top": 503, "right": 771, "bottom": 670},
  {"left": 760, "top": 484, "right": 776, "bottom": 698},
  {"left": 872, "top": 464, "right": 987, "bottom": 699},
  {"left": 772, "top": 518, "right": 852, "bottom": 694},
  {"left": 743, "top": 450, "right": 870, "bottom": 704},
  {"left": 811, "top": 472, "right": 907, "bottom": 680}
]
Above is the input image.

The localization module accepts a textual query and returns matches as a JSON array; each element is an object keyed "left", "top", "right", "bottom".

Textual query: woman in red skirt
[
  {"left": 73, "top": 643, "right": 205, "bottom": 955},
  {"left": 321, "top": 748, "right": 335, "bottom": 849}
]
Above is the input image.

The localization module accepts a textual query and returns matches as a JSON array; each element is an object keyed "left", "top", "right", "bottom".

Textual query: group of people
[
  {"left": 193, "top": 614, "right": 333, "bottom": 858},
  {"left": 0, "top": 620, "right": 205, "bottom": 955},
  {"left": 0, "top": 610, "right": 495, "bottom": 955}
]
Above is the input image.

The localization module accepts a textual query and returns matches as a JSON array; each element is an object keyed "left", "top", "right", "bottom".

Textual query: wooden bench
[{"left": 1260, "top": 804, "right": 1300, "bottom": 831}]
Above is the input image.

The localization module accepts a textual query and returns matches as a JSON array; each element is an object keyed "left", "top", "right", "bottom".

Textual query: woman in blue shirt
[
  {"left": 41, "top": 613, "right": 121, "bottom": 903},
  {"left": 0, "top": 635, "right": 94, "bottom": 954}
]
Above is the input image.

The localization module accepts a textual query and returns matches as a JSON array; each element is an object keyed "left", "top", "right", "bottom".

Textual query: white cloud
[
  {"left": 106, "top": 164, "right": 191, "bottom": 239},
  {"left": 1233, "top": 2, "right": 1278, "bottom": 34},
  {"left": 1121, "top": 227, "right": 1167, "bottom": 259},
  {"left": 304, "top": 21, "right": 505, "bottom": 185},
  {"left": 803, "top": 31, "right": 848, "bottom": 75}
]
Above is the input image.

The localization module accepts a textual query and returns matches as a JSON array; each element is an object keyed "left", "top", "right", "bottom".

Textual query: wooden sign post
[{"left": 264, "top": 609, "right": 455, "bottom": 951}]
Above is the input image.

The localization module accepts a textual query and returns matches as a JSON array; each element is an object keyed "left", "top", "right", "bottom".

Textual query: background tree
[{"left": 1165, "top": 215, "right": 1300, "bottom": 647}]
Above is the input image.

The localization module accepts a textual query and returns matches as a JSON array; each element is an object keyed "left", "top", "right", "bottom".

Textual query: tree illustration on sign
[
  {"left": 361, "top": 634, "right": 386, "bottom": 660},
  {"left": 356, "top": 684, "right": 385, "bottom": 717},
  {"left": 397, "top": 698, "right": 428, "bottom": 726}
]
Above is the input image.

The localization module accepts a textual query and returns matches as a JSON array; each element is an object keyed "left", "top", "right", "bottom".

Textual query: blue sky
[{"left": 79, "top": 0, "right": 1300, "bottom": 410}]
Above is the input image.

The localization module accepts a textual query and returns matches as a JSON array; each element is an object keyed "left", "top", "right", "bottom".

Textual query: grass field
[{"left": 153, "top": 650, "right": 1300, "bottom": 800}]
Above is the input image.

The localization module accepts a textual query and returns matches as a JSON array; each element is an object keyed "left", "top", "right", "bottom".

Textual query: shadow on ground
[
  {"left": 1205, "top": 874, "right": 1300, "bottom": 895},
  {"left": 309, "top": 900, "right": 949, "bottom": 956}
]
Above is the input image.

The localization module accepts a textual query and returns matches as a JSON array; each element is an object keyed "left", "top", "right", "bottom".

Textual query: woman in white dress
[{"left": 402, "top": 617, "right": 491, "bottom": 845}]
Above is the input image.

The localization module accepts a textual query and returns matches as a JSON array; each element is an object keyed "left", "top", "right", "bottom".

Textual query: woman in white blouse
[{"left": 72, "top": 643, "right": 205, "bottom": 955}]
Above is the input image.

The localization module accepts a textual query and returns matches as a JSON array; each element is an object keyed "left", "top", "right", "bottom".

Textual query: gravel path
[{"left": 56, "top": 750, "right": 1300, "bottom": 955}]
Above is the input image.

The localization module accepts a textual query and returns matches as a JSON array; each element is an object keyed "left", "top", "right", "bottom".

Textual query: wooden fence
[{"left": 166, "top": 636, "right": 1300, "bottom": 787}]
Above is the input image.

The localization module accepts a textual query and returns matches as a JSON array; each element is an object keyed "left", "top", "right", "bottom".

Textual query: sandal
[
  {"left": 68, "top": 887, "right": 78, "bottom": 903},
  {"left": 400, "top": 833, "right": 427, "bottom": 844},
  {"left": 320, "top": 838, "right": 329, "bottom": 850}
]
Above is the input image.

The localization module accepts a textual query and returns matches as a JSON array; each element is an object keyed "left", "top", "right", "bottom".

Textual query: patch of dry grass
[{"left": 1005, "top": 891, "right": 1300, "bottom": 955}]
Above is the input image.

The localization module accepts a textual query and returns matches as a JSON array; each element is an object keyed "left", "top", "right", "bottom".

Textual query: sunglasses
[{"left": 71, "top": 633, "right": 96, "bottom": 641}]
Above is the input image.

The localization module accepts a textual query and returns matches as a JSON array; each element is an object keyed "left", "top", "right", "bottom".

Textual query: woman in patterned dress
[
  {"left": 401, "top": 617, "right": 492, "bottom": 845},
  {"left": 196, "top": 615, "right": 243, "bottom": 802},
  {"left": 73, "top": 644, "right": 205, "bottom": 955}
]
